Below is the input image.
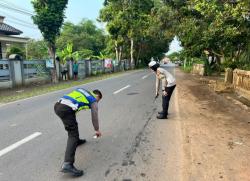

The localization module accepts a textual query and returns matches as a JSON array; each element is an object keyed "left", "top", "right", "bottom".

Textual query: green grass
[
  {"left": 180, "top": 65, "right": 192, "bottom": 73},
  {"left": 0, "top": 70, "right": 139, "bottom": 104}
]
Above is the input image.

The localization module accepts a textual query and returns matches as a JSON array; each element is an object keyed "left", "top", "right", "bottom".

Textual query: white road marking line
[
  {"left": 142, "top": 75, "right": 149, "bottom": 79},
  {"left": 0, "top": 132, "right": 42, "bottom": 157},
  {"left": 113, "top": 85, "right": 131, "bottom": 94},
  {"left": 10, "top": 124, "right": 18, "bottom": 127}
]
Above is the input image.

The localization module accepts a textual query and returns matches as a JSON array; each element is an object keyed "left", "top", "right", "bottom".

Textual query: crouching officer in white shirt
[
  {"left": 54, "top": 88, "right": 102, "bottom": 177},
  {"left": 148, "top": 61, "right": 176, "bottom": 119}
]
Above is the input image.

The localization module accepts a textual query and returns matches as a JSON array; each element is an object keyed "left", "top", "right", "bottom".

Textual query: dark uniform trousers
[
  {"left": 162, "top": 85, "right": 176, "bottom": 116},
  {"left": 54, "top": 102, "right": 79, "bottom": 163}
]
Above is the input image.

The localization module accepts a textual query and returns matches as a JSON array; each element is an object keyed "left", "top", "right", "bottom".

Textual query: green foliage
[
  {"left": 56, "top": 20, "right": 106, "bottom": 56},
  {"left": 222, "top": 59, "right": 250, "bottom": 71},
  {"left": 57, "top": 42, "right": 96, "bottom": 63},
  {"left": 32, "top": 0, "right": 68, "bottom": 82},
  {"left": 162, "top": 0, "right": 250, "bottom": 70},
  {"left": 91, "top": 52, "right": 108, "bottom": 60},
  {"left": 32, "top": 0, "right": 68, "bottom": 47},
  {"left": 181, "top": 65, "right": 192, "bottom": 73},
  {"left": 77, "top": 49, "right": 94, "bottom": 60},
  {"left": 192, "top": 57, "right": 204, "bottom": 64},
  {"left": 167, "top": 52, "right": 181, "bottom": 62},
  {"left": 26, "top": 39, "right": 48, "bottom": 60},
  {"left": 99, "top": 0, "right": 172, "bottom": 66},
  {"left": 57, "top": 43, "right": 73, "bottom": 64},
  {"left": 6, "top": 44, "right": 25, "bottom": 58}
]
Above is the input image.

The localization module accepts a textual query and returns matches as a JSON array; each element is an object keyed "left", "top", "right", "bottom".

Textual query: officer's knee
[{"left": 65, "top": 125, "right": 78, "bottom": 135}]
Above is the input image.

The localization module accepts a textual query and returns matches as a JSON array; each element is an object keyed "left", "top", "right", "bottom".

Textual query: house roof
[{"left": 0, "top": 22, "right": 22, "bottom": 35}]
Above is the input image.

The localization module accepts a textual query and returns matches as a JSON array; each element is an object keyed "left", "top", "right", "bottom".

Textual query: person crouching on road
[
  {"left": 148, "top": 60, "right": 176, "bottom": 119},
  {"left": 54, "top": 88, "right": 102, "bottom": 177}
]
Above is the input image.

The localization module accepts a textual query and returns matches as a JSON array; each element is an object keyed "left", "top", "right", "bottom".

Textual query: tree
[
  {"left": 58, "top": 43, "right": 74, "bottom": 64},
  {"left": 32, "top": 0, "right": 68, "bottom": 83},
  {"left": 167, "top": 52, "right": 181, "bottom": 62},
  {"left": 160, "top": 0, "right": 250, "bottom": 70},
  {"left": 56, "top": 20, "right": 106, "bottom": 57},
  {"left": 99, "top": 0, "right": 172, "bottom": 67},
  {"left": 99, "top": 1, "right": 128, "bottom": 62},
  {"left": 6, "top": 44, "right": 25, "bottom": 58},
  {"left": 57, "top": 43, "right": 96, "bottom": 63},
  {"left": 26, "top": 39, "right": 48, "bottom": 60}
]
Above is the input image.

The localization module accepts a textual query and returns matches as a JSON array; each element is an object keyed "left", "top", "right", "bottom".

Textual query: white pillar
[{"left": 9, "top": 55, "right": 24, "bottom": 87}]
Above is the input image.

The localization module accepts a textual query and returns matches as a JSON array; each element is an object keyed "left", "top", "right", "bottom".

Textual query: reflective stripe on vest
[{"left": 62, "top": 88, "right": 96, "bottom": 111}]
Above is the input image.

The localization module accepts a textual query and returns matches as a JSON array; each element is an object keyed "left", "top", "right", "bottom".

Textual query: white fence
[
  {"left": 0, "top": 59, "right": 130, "bottom": 89},
  {"left": 0, "top": 60, "right": 10, "bottom": 81}
]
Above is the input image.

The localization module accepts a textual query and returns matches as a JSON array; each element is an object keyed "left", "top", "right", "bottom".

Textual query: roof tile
[{"left": 0, "top": 23, "right": 22, "bottom": 35}]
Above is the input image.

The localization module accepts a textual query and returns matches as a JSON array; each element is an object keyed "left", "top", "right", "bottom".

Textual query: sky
[
  {"left": 167, "top": 36, "right": 183, "bottom": 55},
  {"left": 0, "top": 0, "right": 182, "bottom": 54}
]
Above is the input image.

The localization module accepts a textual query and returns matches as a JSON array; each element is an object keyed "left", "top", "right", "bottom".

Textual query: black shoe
[
  {"left": 158, "top": 111, "right": 168, "bottom": 115},
  {"left": 157, "top": 114, "right": 168, "bottom": 119},
  {"left": 77, "top": 139, "right": 86, "bottom": 146},
  {"left": 61, "top": 162, "right": 84, "bottom": 177}
]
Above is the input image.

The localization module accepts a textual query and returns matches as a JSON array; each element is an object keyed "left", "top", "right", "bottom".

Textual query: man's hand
[
  {"left": 94, "top": 130, "right": 102, "bottom": 138},
  {"left": 163, "top": 90, "right": 168, "bottom": 96},
  {"left": 155, "top": 92, "right": 159, "bottom": 99}
]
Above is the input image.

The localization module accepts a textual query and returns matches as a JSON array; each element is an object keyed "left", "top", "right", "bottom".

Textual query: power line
[
  {"left": 7, "top": 19, "right": 38, "bottom": 30},
  {"left": 7, "top": 18, "right": 38, "bottom": 29},
  {"left": 2, "top": 11, "right": 36, "bottom": 27},
  {"left": 0, "top": 2, "right": 34, "bottom": 16},
  {"left": 0, "top": 0, "right": 34, "bottom": 14}
]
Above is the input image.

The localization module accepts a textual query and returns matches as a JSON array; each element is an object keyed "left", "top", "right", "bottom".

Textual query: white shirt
[{"left": 156, "top": 67, "right": 176, "bottom": 92}]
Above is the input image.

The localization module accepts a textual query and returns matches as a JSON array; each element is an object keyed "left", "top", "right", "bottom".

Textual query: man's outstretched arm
[{"left": 91, "top": 102, "right": 99, "bottom": 131}]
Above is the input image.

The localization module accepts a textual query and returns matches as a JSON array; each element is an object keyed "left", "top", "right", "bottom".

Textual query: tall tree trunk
[
  {"left": 48, "top": 44, "right": 58, "bottom": 83},
  {"left": 130, "top": 38, "right": 134, "bottom": 69},
  {"left": 118, "top": 46, "right": 122, "bottom": 62},
  {"left": 115, "top": 41, "right": 119, "bottom": 61}
]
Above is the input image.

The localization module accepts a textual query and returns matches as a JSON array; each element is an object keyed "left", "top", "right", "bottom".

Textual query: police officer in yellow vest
[{"left": 54, "top": 88, "right": 102, "bottom": 177}]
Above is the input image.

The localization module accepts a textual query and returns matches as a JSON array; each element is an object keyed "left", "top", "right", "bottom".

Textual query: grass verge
[{"left": 0, "top": 70, "right": 139, "bottom": 104}]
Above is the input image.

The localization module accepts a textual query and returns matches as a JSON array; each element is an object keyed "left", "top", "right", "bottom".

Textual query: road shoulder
[{"left": 177, "top": 68, "right": 250, "bottom": 181}]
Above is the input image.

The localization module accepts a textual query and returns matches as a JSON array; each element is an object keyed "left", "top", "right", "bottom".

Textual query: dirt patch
[{"left": 177, "top": 68, "right": 250, "bottom": 181}]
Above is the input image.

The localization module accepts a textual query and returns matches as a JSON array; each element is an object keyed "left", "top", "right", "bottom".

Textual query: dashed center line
[
  {"left": 142, "top": 74, "right": 150, "bottom": 79},
  {"left": 113, "top": 85, "right": 131, "bottom": 94},
  {"left": 0, "top": 132, "right": 42, "bottom": 157}
]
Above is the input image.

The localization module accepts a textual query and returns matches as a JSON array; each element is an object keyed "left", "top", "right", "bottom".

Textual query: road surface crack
[{"left": 124, "top": 107, "right": 157, "bottom": 163}]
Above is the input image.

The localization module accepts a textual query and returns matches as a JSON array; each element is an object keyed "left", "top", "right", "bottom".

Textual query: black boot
[
  {"left": 157, "top": 113, "right": 168, "bottom": 119},
  {"left": 158, "top": 111, "right": 163, "bottom": 114},
  {"left": 77, "top": 139, "right": 86, "bottom": 146},
  {"left": 61, "top": 162, "right": 84, "bottom": 177},
  {"left": 158, "top": 111, "right": 169, "bottom": 115}
]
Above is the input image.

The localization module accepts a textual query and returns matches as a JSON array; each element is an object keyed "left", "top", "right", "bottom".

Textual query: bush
[
  {"left": 222, "top": 60, "right": 250, "bottom": 71},
  {"left": 181, "top": 65, "right": 192, "bottom": 73},
  {"left": 222, "top": 61, "right": 239, "bottom": 70},
  {"left": 193, "top": 57, "right": 204, "bottom": 64},
  {"left": 6, "top": 45, "right": 25, "bottom": 58}
]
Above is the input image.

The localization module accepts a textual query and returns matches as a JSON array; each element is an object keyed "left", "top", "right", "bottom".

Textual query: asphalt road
[{"left": 0, "top": 65, "right": 179, "bottom": 181}]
